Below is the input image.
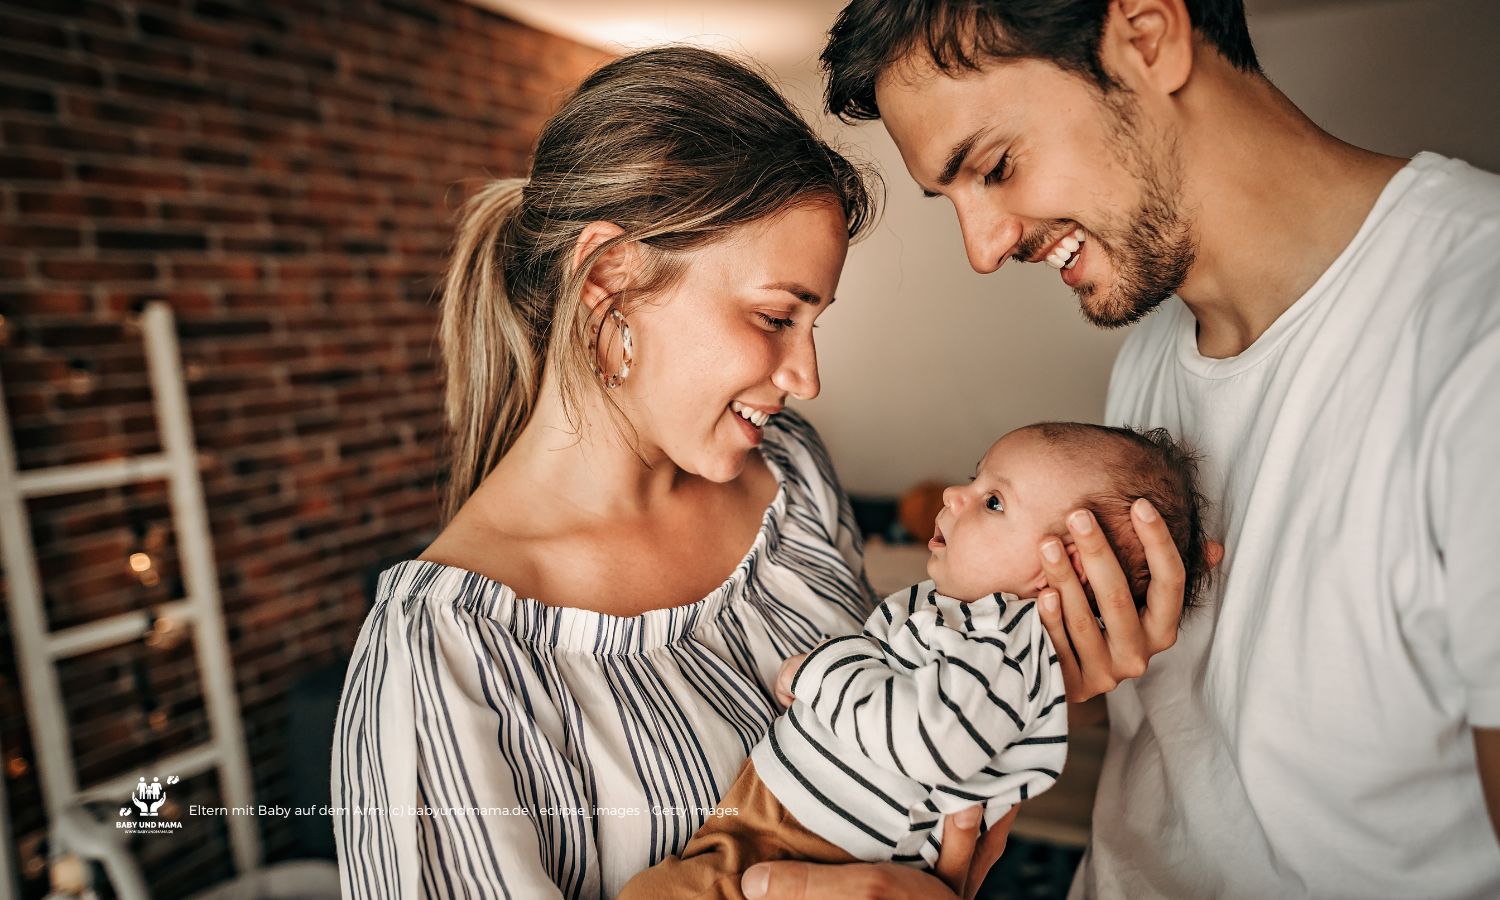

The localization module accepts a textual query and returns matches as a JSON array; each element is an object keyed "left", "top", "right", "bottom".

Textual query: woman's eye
[
  {"left": 983, "top": 152, "right": 1011, "bottom": 186},
  {"left": 757, "top": 312, "right": 796, "bottom": 331},
  {"left": 984, "top": 494, "right": 1004, "bottom": 512}
]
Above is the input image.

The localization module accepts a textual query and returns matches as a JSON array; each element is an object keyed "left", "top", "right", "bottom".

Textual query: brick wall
[{"left": 0, "top": 1, "right": 608, "bottom": 895}]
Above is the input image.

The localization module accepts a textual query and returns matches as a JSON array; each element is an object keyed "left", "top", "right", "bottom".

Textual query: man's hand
[
  {"left": 774, "top": 653, "right": 808, "bottom": 708},
  {"left": 741, "top": 804, "right": 1017, "bottom": 900},
  {"left": 1036, "top": 500, "right": 1223, "bottom": 701}
]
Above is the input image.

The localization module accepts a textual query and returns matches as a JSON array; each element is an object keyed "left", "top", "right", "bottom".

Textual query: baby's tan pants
[{"left": 616, "top": 757, "right": 857, "bottom": 900}]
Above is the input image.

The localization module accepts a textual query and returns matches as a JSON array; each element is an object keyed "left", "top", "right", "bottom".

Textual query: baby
[{"left": 619, "top": 422, "right": 1212, "bottom": 899}]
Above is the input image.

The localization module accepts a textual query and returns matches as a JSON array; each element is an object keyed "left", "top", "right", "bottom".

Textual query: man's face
[{"left": 876, "top": 55, "right": 1195, "bottom": 328}]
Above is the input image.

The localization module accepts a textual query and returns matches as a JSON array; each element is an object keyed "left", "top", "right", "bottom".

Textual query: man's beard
[{"left": 1076, "top": 89, "right": 1197, "bottom": 329}]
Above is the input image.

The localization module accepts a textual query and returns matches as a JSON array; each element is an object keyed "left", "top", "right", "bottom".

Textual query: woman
[{"left": 333, "top": 47, "right": 1181, "bottom": 900}]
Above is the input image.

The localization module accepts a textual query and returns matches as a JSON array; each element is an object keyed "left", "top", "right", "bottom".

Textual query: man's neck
[{"left": 1175, "top": 72, "right": 1408, "bottom": 358}]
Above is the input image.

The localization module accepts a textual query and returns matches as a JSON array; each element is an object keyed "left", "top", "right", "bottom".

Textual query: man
[{"left": 751, "top": 1, "right": 1500, "bottom": 897}]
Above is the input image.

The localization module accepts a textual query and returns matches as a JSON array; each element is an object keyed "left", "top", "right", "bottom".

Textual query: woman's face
[{"left": 615, "top": 200, "right": 849, "bottom": 482}]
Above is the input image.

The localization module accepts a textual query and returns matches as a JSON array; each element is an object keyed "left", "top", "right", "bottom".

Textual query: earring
[{"left": 591, "top": 307, "right": 633, "bottom": 389}]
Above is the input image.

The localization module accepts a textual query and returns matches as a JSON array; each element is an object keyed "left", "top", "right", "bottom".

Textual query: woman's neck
[{"left": 477, "top": 370, "right": 691, "bottom": 528}]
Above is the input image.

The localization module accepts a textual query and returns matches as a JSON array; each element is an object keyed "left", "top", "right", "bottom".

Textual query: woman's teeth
[
  {"left": 731, "top": 400, "right": 772, "bottom": 428},
  {"left": 1045, "top": 227, "right": 1087, "bottom": 270}
]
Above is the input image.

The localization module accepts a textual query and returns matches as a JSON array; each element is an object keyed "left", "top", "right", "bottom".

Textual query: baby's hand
[{"left": 774, "top": 653, "right": 808, "bottom": 708}]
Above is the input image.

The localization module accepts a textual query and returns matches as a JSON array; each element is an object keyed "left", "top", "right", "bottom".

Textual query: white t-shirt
[{"left": 1073, "top": 153, "right": 1500, "bottom": 899}]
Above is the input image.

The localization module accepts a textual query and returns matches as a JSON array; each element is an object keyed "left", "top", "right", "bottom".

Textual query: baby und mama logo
[{"left": 117, "top": 775, "right": 182, "bottom": 834}]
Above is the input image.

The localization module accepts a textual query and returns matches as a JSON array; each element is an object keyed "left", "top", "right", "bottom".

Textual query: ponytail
[{"left": 438, "top": 178, "right": 537, "bottom": 519}]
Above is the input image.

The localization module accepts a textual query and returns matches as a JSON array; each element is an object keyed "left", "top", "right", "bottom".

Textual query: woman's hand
[
  {"left": 1036, "top": 500, "right": 1223, "bottom": 701},
  {"left": 741, "top": 804, "right": 1017, "bottom": 899},
  {"left": 774, "top": 653, "right": 808, "bottom": 708}
]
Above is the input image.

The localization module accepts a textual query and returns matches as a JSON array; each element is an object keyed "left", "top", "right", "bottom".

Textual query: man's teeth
[
  {"left": 731, "top": 400, "right": 772, "bottom": 427},
  {"left": 1045, "top": 227, "right": 1087, "bottom": 269}
]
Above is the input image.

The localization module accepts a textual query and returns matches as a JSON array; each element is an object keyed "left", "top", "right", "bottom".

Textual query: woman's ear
[{"left": 572, "top": 221, "right": 631, "bottom": 313}]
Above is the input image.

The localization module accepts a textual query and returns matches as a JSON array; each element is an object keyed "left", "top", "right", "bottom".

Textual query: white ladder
[{"left": 0, "top": 301, "right": 260, "bottom": 897}]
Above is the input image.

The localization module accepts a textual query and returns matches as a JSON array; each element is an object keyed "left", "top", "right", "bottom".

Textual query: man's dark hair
[
  {"left": 1027, "top": 422, "right": 1213, "bottom": 615},
  {"left": 823, "top": 0, "right": 1260, "bottom": 122}
]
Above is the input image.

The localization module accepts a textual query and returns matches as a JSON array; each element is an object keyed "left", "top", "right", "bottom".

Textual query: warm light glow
[
  {"left": 145, "top": 615, "right": 184, "bottom": 650},
  {"left": 65, "top": 366, "right": 95, "bottom": 398},
  {"left": 129, "top": 551, "right": 153, "bottom": 573}
]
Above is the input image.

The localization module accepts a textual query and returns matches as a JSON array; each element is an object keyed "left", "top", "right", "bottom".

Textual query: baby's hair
[{"left": 1025, "top": 422, "right": 1212, "bottom": 615}]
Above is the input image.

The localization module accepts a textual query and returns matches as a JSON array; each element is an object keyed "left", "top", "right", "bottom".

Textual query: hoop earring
[{"left": 591, "top": 308, "right": 633, "bottom": 389}]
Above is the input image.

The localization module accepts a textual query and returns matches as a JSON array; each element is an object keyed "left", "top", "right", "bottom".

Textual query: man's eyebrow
[
  {"left": 921, "top": 127, "right": 989, "bottom": 198},
  {"left": 761, "top": 281, "right": 832, "bottom": 305}
]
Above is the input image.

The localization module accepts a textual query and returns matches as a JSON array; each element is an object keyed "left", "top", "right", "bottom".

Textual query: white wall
[
  {"left": 1250, "top": 0, "right": 1500, "bottom": 173},
  {"left": 781, "top": 0, "right": 1500, "bottom": 496}
]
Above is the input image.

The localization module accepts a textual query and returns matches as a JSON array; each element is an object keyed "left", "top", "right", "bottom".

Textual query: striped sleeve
[
  {"left": 332, "top": 594, "right": 421, "bottom": 899},
  {"left": 774, "top": 410, "right": 877, "bottom": 611},
  {"left": 331, "top": 592, "right": 566, "bottom": 900},
  {"left": 789, "top": 588, "right": 1046, "bottom": 789}
]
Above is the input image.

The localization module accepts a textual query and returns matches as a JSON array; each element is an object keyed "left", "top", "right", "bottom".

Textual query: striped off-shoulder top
[{"left": 332, "top": 410, "right": 876, "bottom": 899}]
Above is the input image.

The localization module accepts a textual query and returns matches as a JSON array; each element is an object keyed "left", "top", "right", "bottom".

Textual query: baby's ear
[{"left": 1066, "top": 542, "right": 1089, "bottom": 586}]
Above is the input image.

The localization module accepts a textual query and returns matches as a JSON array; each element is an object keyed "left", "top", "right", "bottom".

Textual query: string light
[
  {"left": 144, "top": 614, "right": 185, "bottom": 651},
  {"left": 48, "top": 853, "right": 85, "bottom": 892},
  {"left": 65, "top": 358, "right": 95, "bottom": 398},
  {"left": 18, "top": 834, "right": 46, "bottom": 881},
  {"left": 127, "top": 520, "right": 163, "bottom": 587},
  {"left": 4, "top": 751, "right": 27, "bottom": 779}
]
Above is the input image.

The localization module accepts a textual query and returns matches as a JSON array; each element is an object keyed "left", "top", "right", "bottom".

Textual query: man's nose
[{"left": 956, "top": 203, "right": 1025, "bottom": 274}]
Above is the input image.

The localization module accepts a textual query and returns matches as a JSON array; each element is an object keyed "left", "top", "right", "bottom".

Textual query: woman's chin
[{"left": 685, "top": 449, "right": 750, "bottom": 485}]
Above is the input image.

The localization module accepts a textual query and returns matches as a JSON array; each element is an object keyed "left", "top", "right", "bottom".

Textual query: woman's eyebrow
[{"left": 761, "top": 281, "right": 832, "bottom": 305}]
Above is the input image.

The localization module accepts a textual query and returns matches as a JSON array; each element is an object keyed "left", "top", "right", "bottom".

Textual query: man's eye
[
  {"left": 985, "top": 495, "right": 1004, "bottom": 512},
  {"left": 984, "top": 152, "right": 1011, "bottom": 186}
]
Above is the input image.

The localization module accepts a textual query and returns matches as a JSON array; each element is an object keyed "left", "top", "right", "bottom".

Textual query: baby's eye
[{"left": 985, "top": 494, "right": 1004, "bottom": 512}]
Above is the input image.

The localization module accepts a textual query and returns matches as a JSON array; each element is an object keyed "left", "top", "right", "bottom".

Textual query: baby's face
[{"left": 927, "top": 428, "right": 1096, "bottom": 601}]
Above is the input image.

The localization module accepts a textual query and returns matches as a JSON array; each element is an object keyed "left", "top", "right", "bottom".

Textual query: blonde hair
[{"left": 439, "top": 47, "right": 876, "bottom": 518}]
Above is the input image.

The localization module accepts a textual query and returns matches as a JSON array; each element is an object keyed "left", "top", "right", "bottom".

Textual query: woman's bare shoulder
[{"left": 418, "top": 502, "right": 542, "bottom": 594}]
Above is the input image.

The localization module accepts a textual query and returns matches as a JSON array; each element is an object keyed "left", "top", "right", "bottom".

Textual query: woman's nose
[{"left": 772, "top": 334, "right": 820, "bottom": 401}]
